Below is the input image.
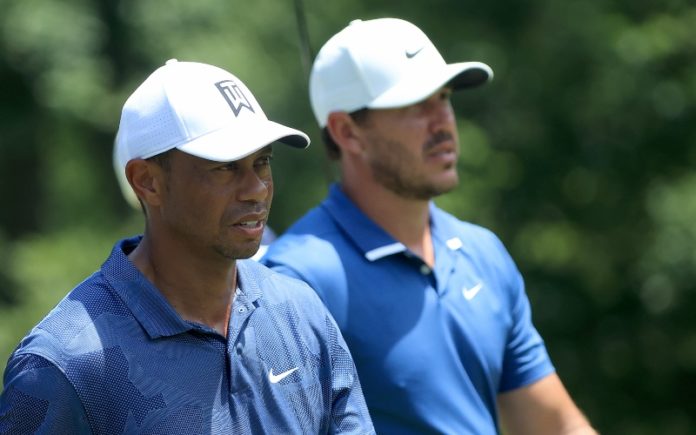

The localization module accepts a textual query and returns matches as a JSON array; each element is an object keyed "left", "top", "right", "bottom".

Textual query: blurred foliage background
[{"left": 1, "top": 0, "right": 695, "bottom": 433}]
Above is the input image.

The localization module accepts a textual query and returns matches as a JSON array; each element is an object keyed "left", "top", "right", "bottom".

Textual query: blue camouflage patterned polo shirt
[{"left": 0, "top": 236, "right": 374, "bottom": 434}]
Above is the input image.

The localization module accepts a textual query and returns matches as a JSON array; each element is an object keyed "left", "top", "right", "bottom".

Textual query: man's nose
[
  {"left": 237, "top": 168, "right": 270, "bottom": 202},
  {"left": 427, "top": 97, "right": 455, "bottom": 133}
]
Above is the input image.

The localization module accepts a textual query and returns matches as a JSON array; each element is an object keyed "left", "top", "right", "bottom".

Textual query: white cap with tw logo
[
  {"left": 115, "top": 59, "right": 309, "bottom": 180},
  {"left": 309, "top": 18, "right": 494, "bottom": 128}
]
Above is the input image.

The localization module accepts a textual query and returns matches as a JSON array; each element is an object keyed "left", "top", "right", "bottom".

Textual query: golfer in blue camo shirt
[
  {"left": 263, "top": 18, "right": 597, "bottom": 435},
  {"left": 0, "top": 60, "right": 374, "bottom": 434}
]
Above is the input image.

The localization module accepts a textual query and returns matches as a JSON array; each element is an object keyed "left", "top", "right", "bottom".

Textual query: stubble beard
[
  {"left": 213, "top": 239, "right": 262, "bottom": 260},
  {"left": 368, "top": 136, "right": 459, "bottom": 201},
  {"left": 212, "top": 200, "right": 271, "bottom": 260}
]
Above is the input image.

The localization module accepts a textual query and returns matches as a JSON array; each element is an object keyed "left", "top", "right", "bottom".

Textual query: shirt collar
[
  {"left": 322, "top": 184, "right": 404, "bottom": 261},
  {"left": 322, "top": 184, "right": 464, "bottom": 261},
  {"left": 236, "top": 260, "right": 263, "bottom": 304},
  {"left": 102, "top": 237, "right": 263, "bottom": 340},
  {"left": 102, "top": 237, "right": 193, "bottom": 339},
  {"left": 429, "top": 205, "right": 465, "bottom": 254}
]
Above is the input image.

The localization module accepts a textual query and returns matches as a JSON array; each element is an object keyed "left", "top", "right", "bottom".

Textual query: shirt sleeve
[
  {"left": 325, "top": 314, "right": 376, "bottom": 435},
  {"left": 1, "top": 353, "right": 92, "bottom": 434},
  {"left": 498, "top": 260, "right": 556, "bottom": 392}
]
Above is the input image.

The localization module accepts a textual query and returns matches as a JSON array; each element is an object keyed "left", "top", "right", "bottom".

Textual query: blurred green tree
[{"left": 0, "top": 0, "right": 694, "bottom": 432}]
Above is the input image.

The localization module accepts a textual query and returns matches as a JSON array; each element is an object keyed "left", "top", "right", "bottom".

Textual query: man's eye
[
  {"left": 217, "top": 162, "right": 238, "bottom": 171},
  {"left": 257, "top": 155, "right": 273, "bottom": 166}
]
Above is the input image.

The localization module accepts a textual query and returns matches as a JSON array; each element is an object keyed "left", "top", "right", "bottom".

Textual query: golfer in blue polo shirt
[
  {"left": 0, "top": 60, "right": 374, "bottom": 434},
  {"left": 263, "top": 18, "right": 597, "bottom": 434}
]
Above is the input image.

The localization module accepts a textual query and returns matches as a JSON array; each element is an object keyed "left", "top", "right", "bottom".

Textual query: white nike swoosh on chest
[
  {"left": 462, "top": 282, "right": 483, "bottom": 300},
  {"left": 268, "top": 367, "right": 299, "bottom": 384}
]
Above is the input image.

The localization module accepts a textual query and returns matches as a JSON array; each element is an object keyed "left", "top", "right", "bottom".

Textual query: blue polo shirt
[
  {"left": 262, "top": 184, "right": 555, "bottom": 434},
  {"left": 0, "top": 237, "right": 374, "bottom": 434}
]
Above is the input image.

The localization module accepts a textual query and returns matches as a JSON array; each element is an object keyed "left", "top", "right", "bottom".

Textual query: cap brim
[
  {"left": 369, "top": 61, "right": 493, "bottom": 110},
  {"left": 176, "top": 118, "right": 309, "bottom": 162}
]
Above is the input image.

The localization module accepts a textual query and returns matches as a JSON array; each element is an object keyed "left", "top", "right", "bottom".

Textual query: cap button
[{"left": 165, "top": 58, "right": 179, "bottom": 65}]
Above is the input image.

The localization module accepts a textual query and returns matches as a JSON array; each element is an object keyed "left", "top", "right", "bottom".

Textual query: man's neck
[
  {"left": 340, "top": 180, "right": 435, "bottom": 267},
  {"left": 128, "top": 234, "right": 236, "bottom": 337}
]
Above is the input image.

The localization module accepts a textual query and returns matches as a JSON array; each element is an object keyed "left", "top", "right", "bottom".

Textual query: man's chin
[
  {"left": 237, "top": 243, "right": 263, "bottom": 260},
  {"left": 414, "top": 180, "right": 459, "bottom": 200},
  {"left": 215, "top": 240, "right": 263, "bottom": 261},
  {"left": 249, "top": 244, "right": 270, "bottom": 261}
]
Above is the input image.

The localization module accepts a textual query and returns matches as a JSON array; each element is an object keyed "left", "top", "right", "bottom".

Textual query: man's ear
[
  {"left": 326, "top": 112, "right": 367, "bottom": 156},
  {"left": 125, "top": 159, "right": 165, "bottom": 208}
]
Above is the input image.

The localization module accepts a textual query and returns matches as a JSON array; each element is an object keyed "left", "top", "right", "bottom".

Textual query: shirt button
[
  {"left": 420, "top": 264, "right": 431, "bottom": 275},
  {"left": 238, "top": 307, "right": 246, "bottom": 313}
]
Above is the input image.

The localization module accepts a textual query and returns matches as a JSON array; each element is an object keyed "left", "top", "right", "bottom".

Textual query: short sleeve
[
  {"left": 499, "top": 266, "right": 555, "bottom": 392},
  {"left": 1, "top": 353, "right": 91, "bottom": 434},
  {"left": 325, "top": 315, "right": 375, "bottom": 435}
]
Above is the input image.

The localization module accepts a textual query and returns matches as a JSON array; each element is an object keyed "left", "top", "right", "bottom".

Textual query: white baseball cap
[
  {"left": 113, "top": 144, "right": 140, "bottom": 209},
  {"left": 115, "top": 59, "right": 310, "bottom": 181},
  {"left": 309, "top": 18, "right": 494, "bottom": 127}
]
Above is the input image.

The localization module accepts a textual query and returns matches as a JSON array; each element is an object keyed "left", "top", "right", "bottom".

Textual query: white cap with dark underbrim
[
  {"left": 309, "top": 18, "right": 493, "bottom": 127},
  {"left": 115, "top": 59, "right": 309, "bottom": 186}
]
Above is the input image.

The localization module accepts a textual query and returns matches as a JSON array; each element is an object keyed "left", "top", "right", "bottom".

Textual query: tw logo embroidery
[{"left": 216, "top": 80, "right": 255, "bottom": 116}]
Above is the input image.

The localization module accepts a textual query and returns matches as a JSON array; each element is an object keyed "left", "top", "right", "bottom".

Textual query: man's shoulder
[
  {"left": 12, "top": 272, "right": 129, "bottom": 368},
  {"left": 267, "top": 229, "right": 345, "bottom": 257},
  {"left": 283, "top": 201, "right": 338, "bottom": 236},
  {"left": 433, "top": 206, "right": 489, "bottom": 232},
  {"left": 261, "top": 229, "right": 348, "bottom": 291},
  {"left": 262, "top": 203, "right": 348, "bottom": 266},
  {"left": 433, "top": 207, "right": 504, "bottom": 247}
]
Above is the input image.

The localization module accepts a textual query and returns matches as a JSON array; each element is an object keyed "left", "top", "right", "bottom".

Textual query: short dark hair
[
  {"left": 134, "top": 149, "right": 174, "bottom": 216},
  {"left": 146, "top": 149, "right": 174, "bottom": 171},
  {"left": 321, "top": 108, "right": 370, "bottom": 160}
]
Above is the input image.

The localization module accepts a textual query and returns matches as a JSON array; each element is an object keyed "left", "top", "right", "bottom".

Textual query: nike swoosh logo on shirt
[
  {"left": 268, "top": 367, "right": 299, "bottom": 384},
  {"left": 462, "top": 282, "right": 483, "bottom": 300}
]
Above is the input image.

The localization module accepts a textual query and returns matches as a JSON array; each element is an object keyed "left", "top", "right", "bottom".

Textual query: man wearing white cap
[
  {"left": 112, "top": 140, "right": 276, "bottom": 261},
  {"left": 263, "top": 18, "right": 597, "bottom": 434},
  {"left": 0, "top": 60, "right": 374, "bottom": 434}
]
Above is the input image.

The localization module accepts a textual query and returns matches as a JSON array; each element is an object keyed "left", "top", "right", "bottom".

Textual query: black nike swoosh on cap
[{"left": 405, "top": 47, "right": 425, "bottom": 58}]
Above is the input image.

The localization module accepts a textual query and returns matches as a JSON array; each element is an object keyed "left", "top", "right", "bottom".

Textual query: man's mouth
[
  {"left": 424, "top": 131, "right": 455, "bottom": 151},
  {"left": 235, "top": 220, "right": 262, "bottom": 228}
]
